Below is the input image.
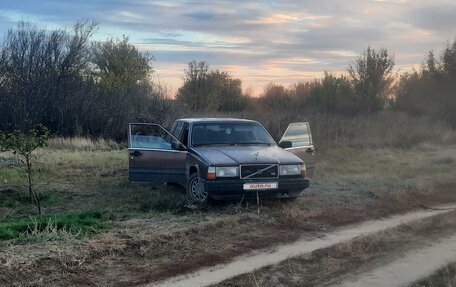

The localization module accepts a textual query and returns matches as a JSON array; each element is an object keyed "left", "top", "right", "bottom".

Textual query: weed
[{"left": 0, "top": 212, "right": 106, "bottom": 241}]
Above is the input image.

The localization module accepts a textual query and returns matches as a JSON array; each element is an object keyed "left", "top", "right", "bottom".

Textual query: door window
[
  {"left": 180, "top": 123, "right": 189, "bottom": 146},
  {"left": 280, "top": 122, "right": 312, "bottom": 147},
  {"left": 130, "top": 124, "right": 173, "bottom": 150},
  {"left": 172, "top": 122, "right": 184, "bottom": 139}
]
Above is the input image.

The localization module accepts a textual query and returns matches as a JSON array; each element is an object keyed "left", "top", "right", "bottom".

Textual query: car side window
[
  {"left": 170, "top": 122, "right": 178, "bottom": 135},
  {"left": 130, "top": 124, "right": 173, "bottom": 150},
  {"left": 180, "top": 123, "right": 189, "bottom": 146},
  {"left": 172, "top": 122, "right": 183, "bottom": 139}
]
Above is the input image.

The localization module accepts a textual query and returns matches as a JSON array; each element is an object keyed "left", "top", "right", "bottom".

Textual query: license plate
[{"left": 243, "top": 182, "right": 278, "bottom": 190}]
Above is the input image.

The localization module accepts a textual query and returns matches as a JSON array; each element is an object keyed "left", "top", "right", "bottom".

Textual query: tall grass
[
  {"left": 173, "top": 110, "right": 456, "bottom": 150},
  {"left": 307, "top": 112, "right": 456, "bottom": 149},
  {"left": 47, "top": 137, "right": 123, "bottom": 151},
  {"left": 41, "top": 111, "right": 456, "bottom": 152}
]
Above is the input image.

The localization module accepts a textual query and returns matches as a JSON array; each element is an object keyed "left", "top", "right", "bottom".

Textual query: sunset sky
[{"left": 0, "top": 0, "right": 455, "bottom": 95}]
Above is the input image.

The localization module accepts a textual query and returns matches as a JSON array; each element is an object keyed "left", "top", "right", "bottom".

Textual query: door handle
[
  {"left": 306, "top": 147, "right": 314, "bottom": 154},
  {"left": 130, "top": 150, "right": 142, "bottom": 156}
]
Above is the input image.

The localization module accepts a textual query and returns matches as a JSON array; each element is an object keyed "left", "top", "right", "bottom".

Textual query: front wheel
[{"left": 187, "top": 173, "right": 209, "bottom": 204}]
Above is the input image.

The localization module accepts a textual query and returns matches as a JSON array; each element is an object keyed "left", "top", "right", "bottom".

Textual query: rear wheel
[{"left": 187, "top": 173, "right": 209, "bottom": 204}]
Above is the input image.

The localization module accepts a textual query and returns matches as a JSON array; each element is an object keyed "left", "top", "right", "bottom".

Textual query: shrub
[{"left": 0, "top": 125, "right": 50, "bottom": 214}]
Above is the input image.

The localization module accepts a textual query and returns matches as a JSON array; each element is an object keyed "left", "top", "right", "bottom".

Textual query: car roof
[{"left": 176, "top": 118, "right": 258, "bottom": 124}]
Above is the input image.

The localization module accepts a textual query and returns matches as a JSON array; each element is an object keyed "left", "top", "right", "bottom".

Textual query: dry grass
[
  {"left": 3, "top": 180, "right": 455, "bottom": 286},
  {"left": 0, "top": 148, "right": 126, "bottom": 185},
  {"left": 47, "top": 136, "right": 123, "bottom": 151},
  {"left": 0, "top": 143, "right": 455, "bottom": 285},
  {"left": 307, "top": 111, "right": 456, "bottom": 149},
  {"left": 0, "top": 113, "right": 455, "bottom": 286},
  {"left": 195, "top": 110, "right": 456, "bottom": 149}
]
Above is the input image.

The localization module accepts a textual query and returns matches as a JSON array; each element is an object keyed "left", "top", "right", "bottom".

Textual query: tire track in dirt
[
  {"left": 338, "top": 233, "right": 456, "bottom": 287},
  {"left": 148, "top": 204, "right": 456, "bottom": 287}
]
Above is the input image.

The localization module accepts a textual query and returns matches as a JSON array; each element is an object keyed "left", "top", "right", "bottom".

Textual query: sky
[{"left": 0, "top": 0, "right": 455, "bottom": 95}]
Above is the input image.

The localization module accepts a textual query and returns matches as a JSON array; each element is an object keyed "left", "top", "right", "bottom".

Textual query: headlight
[
  {"left": 215, "top": 166, "right": 239, "bottom": 177},
  {"left": 279, "top": 164, "right": 302, "bottom": 176}
]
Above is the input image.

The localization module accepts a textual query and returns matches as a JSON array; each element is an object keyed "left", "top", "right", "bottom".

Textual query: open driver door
[{"left": 128, "top": 123, "right": 187, "bottom": 186}]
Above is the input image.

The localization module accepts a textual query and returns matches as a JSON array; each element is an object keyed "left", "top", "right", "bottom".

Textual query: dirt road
[
  {"left": 338, "top": 233, "right": 456, "bottom": 287},
  {"left": 150, "top": 204, "right": 456, "bottom": 287}
]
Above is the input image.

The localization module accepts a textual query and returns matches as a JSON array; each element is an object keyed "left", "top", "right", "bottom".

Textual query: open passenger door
[
  {"left": 129, "top": 123, "right": 187, "bottom": 185},
  {"left": 278, "top": 122, "right": 315, "bottom": 178}
]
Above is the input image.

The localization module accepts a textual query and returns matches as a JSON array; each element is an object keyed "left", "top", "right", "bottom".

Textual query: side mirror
[
  {"left": 171, "top": 140, "right": 186, "bottom": 151},
  {"left": 278, "top": 140, "right": 292, "bottom": 149}
]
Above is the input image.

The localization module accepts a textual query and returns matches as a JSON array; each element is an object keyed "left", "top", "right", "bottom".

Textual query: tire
[{"left": 187, "top": 173, "right": 209, "bottom": 204}]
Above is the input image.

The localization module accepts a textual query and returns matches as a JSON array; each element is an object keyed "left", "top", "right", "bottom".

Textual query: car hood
[{"left": 191, "top": 145, "right": 303, "bottom": 166}]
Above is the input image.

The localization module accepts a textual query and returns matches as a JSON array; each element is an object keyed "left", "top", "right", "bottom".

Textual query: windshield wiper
[
  {"left": 228, "top": 142, "right": 272, "bottom": 146},
  {"left": 193, "top": 143, "right": 227, "bottom": 147},
  {"left": 194, "top": 142, "right": 272, "bottom": 147}
]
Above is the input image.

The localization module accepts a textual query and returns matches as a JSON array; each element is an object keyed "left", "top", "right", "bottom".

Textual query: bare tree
[{"left": 0, "top": 21, "right": 96, "bottom": 134}]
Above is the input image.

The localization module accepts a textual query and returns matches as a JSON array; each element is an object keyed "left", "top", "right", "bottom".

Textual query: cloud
[
  {"left": 183, "top": 11, "right": 218, "bottom": 21},
  {"left": 407, "top": 3, "right": 456, "bottom": 33},
  {"left": 0, "top": 0, "right": 455, "bottom": 93}
]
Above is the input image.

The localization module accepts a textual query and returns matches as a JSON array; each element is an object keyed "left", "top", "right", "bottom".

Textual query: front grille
[{"left": 240, "top": 164, "right": 279, "bottom": 179}]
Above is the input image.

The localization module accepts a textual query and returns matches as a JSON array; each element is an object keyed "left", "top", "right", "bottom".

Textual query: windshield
[{"left": 191, "top": 122, "right": 275, "bottom": 146}]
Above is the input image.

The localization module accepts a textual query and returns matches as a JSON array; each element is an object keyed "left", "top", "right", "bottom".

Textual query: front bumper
[{"left": 202, "top": 177, "right": 310, "bottom": 200}]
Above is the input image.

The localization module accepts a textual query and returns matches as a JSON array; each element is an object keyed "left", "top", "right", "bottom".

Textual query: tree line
[
  {"left": 1, "top": 21, "right": 455, "bottom": 141},
  {"left": 168, "top": 46, "right": 396, "bottom": 117},
  {"left": 177, "top": 43, "right": 456, "bottom": 128}
]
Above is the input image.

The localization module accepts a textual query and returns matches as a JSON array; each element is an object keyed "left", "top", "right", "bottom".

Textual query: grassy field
[{"left": 1, "top": 134, "right": 456, "bottom": 285}]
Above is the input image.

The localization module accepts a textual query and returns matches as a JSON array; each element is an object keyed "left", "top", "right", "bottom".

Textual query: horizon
[{"left": 1, "top": 0, "right": 455, "bottom": 96}]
